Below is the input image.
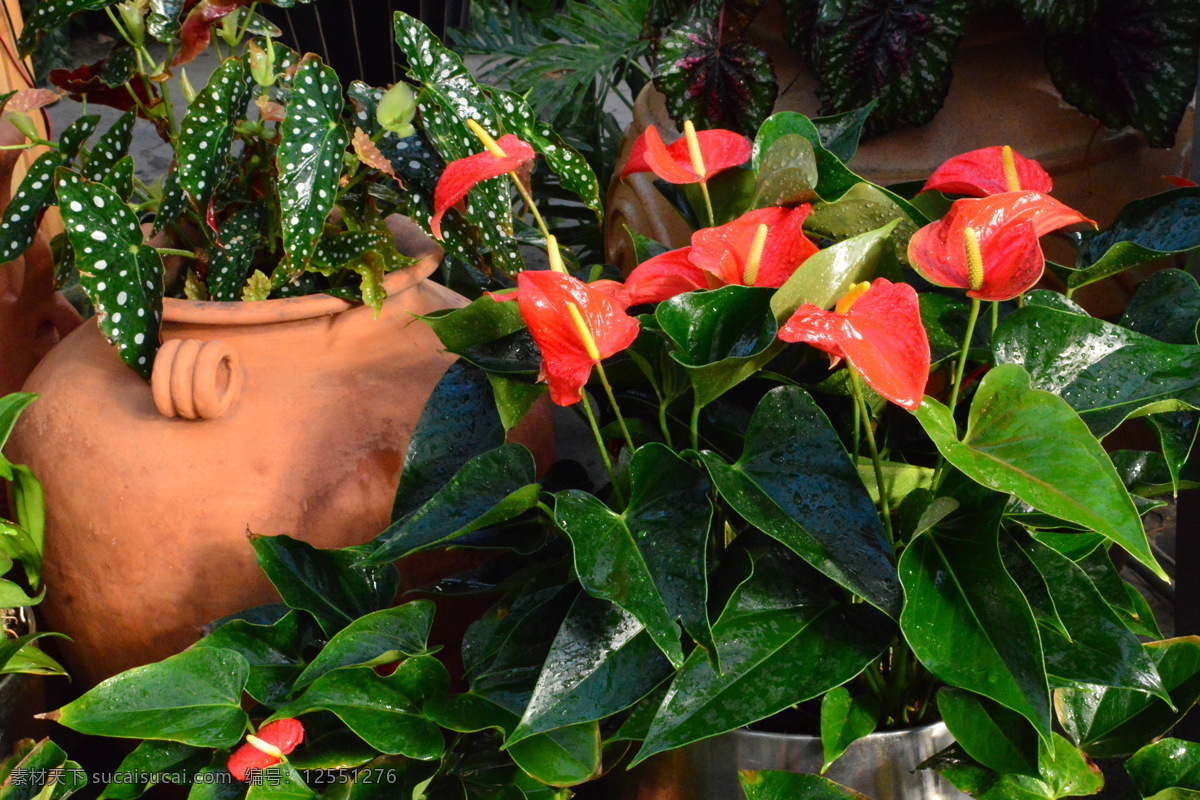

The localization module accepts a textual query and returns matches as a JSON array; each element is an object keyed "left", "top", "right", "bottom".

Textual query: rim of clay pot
[
  {"left": 163, "top": 233, "right": 442, "bottom": 326},
  {"left": 733, "top": 720, "right": 949, "bottom": 744}
]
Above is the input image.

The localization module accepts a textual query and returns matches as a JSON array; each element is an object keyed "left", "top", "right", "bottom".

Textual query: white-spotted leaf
[
  {"left": 18, "top": 0, "right": 120, "bottom": 54},
  {"left": 275, "top": 56, "right": 349, "bottom": 279},
  {"left": 56, "top": 169, "right": 162, "bottom": 378},
  {"left": 177, "top": 55, "right": 254, "bottom": 204},
  {"left": 154, "top": 163, "right": 188, "bottom": 234},
  {"left": 0, "top": 114, "right": 99, "bottom": 263},
  {"left": 101, "top": 155, "right": 135, "bottom": 201},
  {"left": 208, "top": 205, "right": 266, "bottom": 301},
  {"left": 85, "top": 110, "right": 136, "bottom": 181}
]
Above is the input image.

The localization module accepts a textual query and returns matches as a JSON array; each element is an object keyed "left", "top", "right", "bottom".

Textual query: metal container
[{"left": 624, "top": 723, "right": 967, "bottom": 800}]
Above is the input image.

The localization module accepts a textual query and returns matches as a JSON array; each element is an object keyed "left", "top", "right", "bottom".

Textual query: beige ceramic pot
[
  {"left": 606, "top": 5, "right": 1194, "bottom": 316},
  {"left": 9, "top": 230, "right": 478, "bottom": 686}
]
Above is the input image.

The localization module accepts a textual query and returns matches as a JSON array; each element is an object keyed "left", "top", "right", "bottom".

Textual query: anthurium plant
[
  {"left": 0, "top": 393, "right": 66, "bottom": 678},
  {"left": 9, "top": 13, "right": 1200, "bottom": 800}
]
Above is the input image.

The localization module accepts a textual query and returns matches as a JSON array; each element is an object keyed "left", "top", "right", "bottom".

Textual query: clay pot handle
[{"left": 151, "top": 339, "right": 243, "bottom": 420}]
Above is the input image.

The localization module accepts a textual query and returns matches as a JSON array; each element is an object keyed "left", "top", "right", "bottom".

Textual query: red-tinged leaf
[
  {"left": 227, "top": 718, "right": 304, "bottom": 781},
  {"left": 257, "top": 96, "right": 285, "bottom": 122},
  {"left": 924, "top": 145, "right": 1053, "bottom": 197},
  {"left": 515, "top": 271, "right": 640, "bottom": 406},
  {"left": 352, "top": 127, "right": 399, "bottom": 182},
  {"left": 50, "top": 62, "right": 163, "bottom": 123},
  {"left": 1165, "top": 175, "right": 1198, "bottom": 189},
  {"left": 908, "top": 191, "right": 1094, "bottom": 301},
  {"left": 174, "top": 0, "right": 245, "bottom": 67},
  {"left": 430, "top": 134, "right": 535, "bottom": 239},
  {"left": 780, "top": 278, "right": 930, "bottom": 410},
  {"left": 622, "top": 246, "right": 711, "bottom": 306},
  {"left": 623, "top": 125, "right": 753, "bottom": 184},
  {"left": 690, "top": 205, "right": 818, "bottom": 288},
  {"left": 7, "top": 88, "right": 62, "bottom": 113}
]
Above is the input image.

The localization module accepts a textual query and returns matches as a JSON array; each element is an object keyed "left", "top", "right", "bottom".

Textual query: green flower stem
[
  {"left": 579, "top": 393, "right": 625, "bottom": 507},
  {"left": 509, "top": 172, "right": 551, "bottom": 244},
  {"left": 849, "top": 366, "right": 894, "bottom": 545},
  {"left": 690, "top": 400, "right": 702, "bottom": 452},
  {"left": 657, "top": 398, "right": 674, "bottom": 448},
  {"left": 990, "top": 300, "right": 1000, "bottom": 336},
  {"left": 698, "top": 178, "right": 716, "bottom": 228},
  {"left": 596, "top": 361, "right": 636, "bottom": 454},
  {"left": 947, "top": 296, "right": 982, "bottom": 416},
  {"left": 155, "top": 247, "right": 197, "bottom": 259}
]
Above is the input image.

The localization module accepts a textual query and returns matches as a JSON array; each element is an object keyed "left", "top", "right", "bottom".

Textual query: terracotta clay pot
[
  {"left": 0, "top": 119, "right": 81, "bottom": 398},
  {"left": 9, "top": 228, "right": 475, "bottom": 686},
  {"left": 605, "top": 5, "right": 1194, "bottom": 317}
]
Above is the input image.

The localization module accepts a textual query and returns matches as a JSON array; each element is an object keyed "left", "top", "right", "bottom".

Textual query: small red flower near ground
[
  {"left": 512, "top": 270, "right": 640, "bottom": 406},
  {"left": 923, "top": 145, "right": 1053, "bottom": 197},
  {"left": 779, "top": 279, "right": 930, "bottom": 411},
  {"left": 228, "top": 719, "right": 305, "bottom": 782},
  {"left": 908, "top": 191, "right": 1094, "bottom": 302},
  {"left": 777, "top": 278, "right": 926, "bottom": 410},
  {"left": 430, "top": 132, "right": 536, "bottom": 239},
  {"left": 620, "top": 123, "right": 752, "bottom": 184}
]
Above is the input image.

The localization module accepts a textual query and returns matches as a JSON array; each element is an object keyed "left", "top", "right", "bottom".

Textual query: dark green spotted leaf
[
  {"left": 1120, "top": 269, "right": 1200, "bottom": 345},
  {"left": 1069, "top": 188, "right": 1200, "bottom": 290},
  {"left": 250, "top": 534, "right": 399, "bottom": 638},
  {"left": 926, "top": 736, "right": 1103, "bottom": 800},
  {"left": 553, "top": 443, "right": 714, "bottom": 668},
  {"left": 148, "top": 0, "right": 185, "bottom": 41},
  {"left": 0, "top": 114, "right": 99, "bottom": 264},
  {"left": 276, "top": 57, "right": 348, "bottom": 276},
  {"left": 915, "top": 364, "right": 1162, "bottom": 579},
  {"left": 652, "top": 0, "right": 776, "bottom": 136},
  {"left": 1014, "top": 0, "right": 1100, "bottom": 32},
  {"left": 207, "top": 205, "right": 266, "bottom": 301},
  {"left": 193, "top": 610, "right": 314, "bottom": 709},
  {"left": 993, "top": 305, "right": 1200, "bottom": 437},
  {"left": 272, "top": 660, "right": 447, "bottom": 760},
  {"left": 511, "top": 594, "right": 672, "bottom": 744},
  {"left": 740, "top": 770, "right": 872, "bottom": 800},
  {"left": 98, "top": 46, "right": 136, "bottom": 87},
  {"left": 819, "top": 687, "right": 880, "bottom": 774},
  {"left": 630, "top": 544, "right": 894, "bottom": 765},
  {"left": 1057, "top": 637, "right": 1200, "bottom": 758},
  {"left": 1044, "top": 0, "right": 1199, "bottom": 148},
  {"left": 808, "top": 0, "right": 967, "bottom": 134},
  {"left": 295, "top": 601, "right": 435, "bottom": 688},
  {"left": 18, "top": 0, "right": 120, "bottom": 54},
  {"left": 899, "top": 489, "right": 1052, "bottom": 738},
  {"left": 56, "top": 169, "right": 162, "bottom": 378},
  {"left": 370, "top": 443, "right": 539, "bottom": 564},
  {"left": 394, "top": 13, "right": 524, "bottom": 277},
  {"left": 100, "top": 156, "right": 134, "bottom": 201},
  {"left": 178, "top": 56, "right": 253, "bottom": 205},
  {"left": 346, "top": 81, "right": 443, "bottom": 193},
  {"left": 1126, "top": 739, "right": 1200, "bottom": 797},
  {"left": 51, "top": 647, "right": 250, "bottom": 747},
  {"left": 84, "top": 110, "right": 135, "bottom": 181},
  {"left": 153, "top": 163, "right": 187, "bottom": 235}
]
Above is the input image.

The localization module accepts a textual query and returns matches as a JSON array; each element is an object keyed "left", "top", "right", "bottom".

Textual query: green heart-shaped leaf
[{"left": 295, "top": 601, "right": 435, "bottom": 689}]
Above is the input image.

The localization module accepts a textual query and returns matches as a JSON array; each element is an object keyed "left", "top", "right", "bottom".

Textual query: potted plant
[
  {"left": 8, "top": 13, "right": 1200, "bottom": 800},
  {"left": 2, "top": 0, "right": 582, "bottom": 685},
  {"left": 0, "top": 393, "right": 67, "bottom": 748}
]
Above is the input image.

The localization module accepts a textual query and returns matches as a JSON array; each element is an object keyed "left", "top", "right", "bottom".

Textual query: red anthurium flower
[
  {"left": 620, "top": 246, "right": 711, "bottom": 306},
  {"left": 621, "top": 122, "right": 752, "bottom": 184},
  {"left": 227, "top": 719, "right": 305, "bottom": 782},
  {"left": 689, "top": 206, "right": 818, "bottom": 289},
  {"left": 1165, "top": 175, "right": 1198, "bottom": 189},
  {"left": 430, "top": 129, "right": 536, "bottom": 239},
  {"left": 513, "top": 270, "right": 640, "bottom": 406},
  {"left": 780, "top": 279, "right": 930, "bottom": 411},
  {"left": 908, "top": 191, "right": 1095, "bottom": 302},
  {"left": 923, "top": 145, "right": 1053, "bottom": 197}
]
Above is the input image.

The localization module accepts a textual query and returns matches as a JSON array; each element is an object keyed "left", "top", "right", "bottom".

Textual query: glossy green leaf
[
  {"left": 631, "top": 545, "right": 894, "bottom": 765},
  {"left": 0, "top": 632, "right": 63, "bottom": 675},
  {"left": 178, "top": 57, "right": 253, "bottom": 204},
  {"left": 819, "top": 688, "right": 879, "bottom": 774},
  {"left": 995, "top": 305, "right": 1200, "bottom": 438},
  {"left": 511, "top": 593, "right": 673, "bottom": 743},
  {"left": 423, "top": 298, "right": 526, "bottom": 358},
  {"left": 56, "top": 169, "right": 162, "bottom": 378},
  {"left": 100, "top": 155, "right": 135, "bottom": 201},
  {"left": 2, "top": 639, "right": 66, "bottom": 676},
  {"left": 855, "top": 459, "right": 935, "bottom": 509},
  {"left": 805, "top": 184, "right": 916, "bottom": 267},
  {"left": 18, "top": 0, "right": 119, "bottom": 51},
  {"left": 296, "top": 601, "right": 434, "bottom": 689},
  {"left": 487, "top": 375, "right": 546, "bottom": 432},
  {"left": 193, "top": 610, "right": 313, "bottom": 708},
  {"left": 1073, "top": 545, "right": 1163, "bottom": 639},
  {"left": 250, "top": 535, "right": 399, "bottom": 637},
  {"left": 0, "top": 393, "right": 37, "bottom": 472},
  {"left": 148, "top": 0, "right": 184, "bottom": 41},
  {"left": 1127, "top": 739, "right": 1200, "bottom": 797},
  {"left": 921, "top": 293, "right": 993, "bottom": 365},
  {"left": 507, "top": 722, "right": 602, "bottom": 787},
  {"left": 1119, "top": 269, "right": 1200, "bottom": 345},
  {"left": 657, "top": 285, "right": 780, "bottom": 407},
  {"left": 52, "top": 648, "right": 249, "bottom": 747},
  {"left": 926, "top": 736, "right": 1103, "bottom": 800},
  {"left": 0, "top": 115, "right": 99, "bottom": 264},
  {"left": 1018, "top": 535, "right": 1165, "bottom": 698},
  {"left": 938, "top": 687, "right": 1040, "bottom": 777},
  {"left": 0, "top": 738, "right": 87, "bottom": 800},
  {"left": 1069, "top": 189, "right": 1200, "bottom": 289},
  {"left": 915, "top": 364, "right": 1162, "bottom": 579},
  {"left": 372, "top": 444, "right": 539, "bottom": 563},
  {"left": 84, "top": 111, "right": 135, "bottom": 182},
  {"left": 811, "top": 101, "right": 876, "bottom": 164},
  {"left": 739, "top": 769, "right": 872, "bottom": 800},
  {"left": 1057, "top": 637, "right": 1200, "bottom": 758},
  {"left": 700, "top": 386, "right": 900, "bottom": 617},
  {"left": 553, "top": 443, "right": 714, "bottom": 667},
  {"left": 153, "top": 164, "right": 187, "bottom": 235},
  {"left": 8, "top": 466, "right": 43, "bottom": 560},
  {"left": 770, "top": 221, "right": 897, "bottom": 321},
  {"left": 99, "top": 741, "right": 205, "bottom": 800},
  {"left": 208, "top": 206, "right": 266, "bottom": 302},
  {"left": 276, "top": 57, "right": 348, "bottom": 275},
  {"left": 244, "top": 764, "right": 316, "bottom": 800},
  {"left": 753, "top": 134, "right": 818, "bottom": 208},
  {"left": 273, "top": 659, "right": 447, "bottom": 760}
]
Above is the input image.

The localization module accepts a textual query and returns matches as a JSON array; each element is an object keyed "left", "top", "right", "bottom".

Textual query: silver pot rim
[{"left": 731, "top": 719, "right": 950, "bottom": 745}]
